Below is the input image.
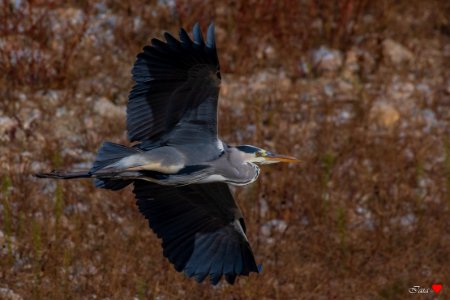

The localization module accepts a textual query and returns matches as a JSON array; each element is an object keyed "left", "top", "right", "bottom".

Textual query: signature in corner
[{"left": 409, "top": 286, "right": 430, "bottom": 294}]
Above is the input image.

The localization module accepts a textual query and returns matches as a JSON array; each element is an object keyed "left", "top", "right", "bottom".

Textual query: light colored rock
[
  {"left": 259, "top": 198, "right": 268, "bottom": 217},
  {"left": 93, "top": 97, "right": 125, "bottom": 119},
  {"left": 52, "top": 7, "right": 85, "bottom": 29},
  {"left": 388, "top": 81, "right": 415, "bottom": 100},
  {"left": 256, "top": 45, "right": 277, "bottom": 64},
  {"left": 18, "top": 107, "right": 41, "bottom": 131},
  {"left": 391, "top": 213, "right": 416, "bottom": 231},
  {"left": 298, "top": 58, "right": 310, "bottom": 76},
  {"left": 382, "top": 39, "right": 414, "bottom": 65},
  {"left": 311, "top": 18, "right": 323, "bottom": 31},
  {"left": 0, "top": 288, "right": 23, "bottom": 300},
  {"left": 0, "top": 232, "right": 17, "bottom": 254},
  {"left": 260, "top": 219, "right": 288, "bottom": 237},
  {"left": 0, "top": 35, "right": 46, "bottom": 66},
  {"left": 0, "top": 116, "right": 18, "bottom": 142},
  {"left": 247, "top": 69, "right": 292, "bottom": 92},
  {"left": 336, "top": 78, "right": 354, "bottom": 93},
  {"left": 48, "top": 8, "right": 86, "bottom": 52},
  {"left": 361, "top": 49, "right": 376, "bottom": 74},
  {"left": 370, "top": 101, "right": 400, "bottom": 127},
  {"left": 342, "top": 49, "right": 362, "bottom": 81},
  {"left": 311, "top": 46, "right": 343, "bottom": 73},
  {"left": 420, "top": 109, "right": 438, "bottom": 133},
  {"left": 264, "top": 45, "right": 276, "bottom": 60},
  {"left": 387, "top": 81, "right": 417, "bottom": 114},
  {"left": 158, "top": 0, "right": 177, "bottom": 15},
  {"left": 84, "top": 12, "right": 117, "bottom": 48},
  {"left": 343, "top": 49, "right": 359, "bottom": 74}
]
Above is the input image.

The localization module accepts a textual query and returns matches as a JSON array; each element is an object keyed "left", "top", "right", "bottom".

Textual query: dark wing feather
[
  {"left": 128, "top": 23, "right": 220, "bottom": 144},
  {"left": 133, "top": 181, "right": 259, "bottom": 285}
]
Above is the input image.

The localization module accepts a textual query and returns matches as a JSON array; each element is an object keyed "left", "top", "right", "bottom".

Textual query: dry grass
[{"left": 1, "top": 0, "right": 450, "bottom": 299}]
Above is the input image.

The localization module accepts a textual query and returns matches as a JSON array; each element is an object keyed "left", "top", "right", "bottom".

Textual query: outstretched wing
[
  {"left": 133, "top": 181, "right": 259, "bottom": 285},
  {"left": 128, "top": 23, "right": 221, "bottom": 145}
]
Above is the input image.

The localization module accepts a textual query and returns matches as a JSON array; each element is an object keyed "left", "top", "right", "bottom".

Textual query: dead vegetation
[{"left": 1, "top": 0, "right": 450, "bottom": 299}]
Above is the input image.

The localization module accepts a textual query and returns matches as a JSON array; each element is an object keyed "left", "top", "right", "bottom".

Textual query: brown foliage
[{"left": 1, "top": 0, "right": 450, "bottom": 299}]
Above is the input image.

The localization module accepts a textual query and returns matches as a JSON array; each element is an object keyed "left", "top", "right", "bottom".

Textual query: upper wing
[
  {"left": 128, "top": 23, "right": 221, "bottom": 144},
  {"left": 133, "top": 181, "right": 259, "bottom": 285}
]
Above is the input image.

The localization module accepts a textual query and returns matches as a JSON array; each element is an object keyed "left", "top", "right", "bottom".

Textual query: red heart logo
[{"left": 431, "top": 283, "right": 443, "bottom": 294}]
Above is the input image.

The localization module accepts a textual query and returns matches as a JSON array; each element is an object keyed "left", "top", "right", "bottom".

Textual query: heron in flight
[{"left": 37, "top": 23, "right": 298, "bottom": 285}]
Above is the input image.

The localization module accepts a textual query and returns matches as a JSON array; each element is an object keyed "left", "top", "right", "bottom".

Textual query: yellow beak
[{"left": 264, "top": 154, "right": 300, "bottom": 163}]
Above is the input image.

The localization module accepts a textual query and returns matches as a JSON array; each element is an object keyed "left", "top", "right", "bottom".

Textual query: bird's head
[{"left": 235, "top": 145, "right": 299, "bottom": 165}]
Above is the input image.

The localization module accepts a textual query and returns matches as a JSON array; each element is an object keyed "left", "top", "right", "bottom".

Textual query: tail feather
[
  {"left": 35, "top": 142, "right": 139, "bottom": 191},
  {"left": 34, "top": 170, "right": 91, "bottom": 179}
]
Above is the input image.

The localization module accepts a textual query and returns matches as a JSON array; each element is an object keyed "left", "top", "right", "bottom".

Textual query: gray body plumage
[{"left": 94, "top": 141, "right": 260, "bottom": 186}]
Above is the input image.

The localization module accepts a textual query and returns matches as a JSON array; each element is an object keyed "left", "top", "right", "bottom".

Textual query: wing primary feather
[
  {"left": 183, "top": 234, "right": 214, "bottom": 277},
  {"left": 206, "top": 23, "right": 215, "bottom": 49},
  {"left": 193, "top": 23, "right": 205, "bottom": 46},
  {"left": 223, "top": 241, "right": 238, "bottom": 275},
  {"left": 208, "top": 237, "right": 226, "bottom": 285},
  {"left": 225, "top": 274, "right": 237, "bottom": 285},
  {"left": 164, "top": 32, "right": 181, "bottom": 48},
  {"left": 179, "top": 28, "right": 193, "bottom": 47},
  {"left": 150, "top": 38, "right": 168, "bottom": 50},
  {"left": 190, "top": 233, "right": 223, "bottom": 283},
  {"left": 234, "top": 245, "right": 244, "bottom": 274}
]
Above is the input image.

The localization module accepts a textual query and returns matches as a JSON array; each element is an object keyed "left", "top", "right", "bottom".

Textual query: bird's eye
[{"left": 255, "top": 152, "right": 262, "bottom": 157}]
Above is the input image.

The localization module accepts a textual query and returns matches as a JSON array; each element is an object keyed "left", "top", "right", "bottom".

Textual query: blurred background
[{"left": 1, "top": 0, "right": 450, "bottom": 299}]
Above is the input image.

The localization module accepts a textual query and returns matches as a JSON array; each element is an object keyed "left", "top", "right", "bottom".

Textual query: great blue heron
[{"left": 36, "top": 23, "right": 298, "bottom": 285}]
